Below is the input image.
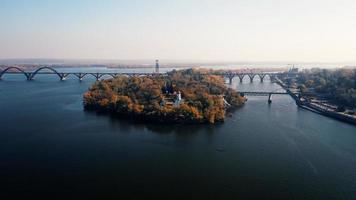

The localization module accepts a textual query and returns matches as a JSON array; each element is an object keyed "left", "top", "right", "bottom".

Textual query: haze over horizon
[{"left": 1, "top": 0, "right": 356, "bottom": 63}]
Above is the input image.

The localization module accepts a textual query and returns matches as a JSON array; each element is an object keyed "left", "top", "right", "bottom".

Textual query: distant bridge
[
  {"left": 213, "top": 72, "right": 298, "bottom": 83},
  {"left": 0, "top": 66, "right": 158, "bottom": 81},
  {"left": 238, "top": 91, "right": 291, "bottom": 103},
  {"left": 0, "top": 66, "right": 297, "bottom": 82}
]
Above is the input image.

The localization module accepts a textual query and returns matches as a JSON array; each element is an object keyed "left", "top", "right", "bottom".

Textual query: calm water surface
[{"left": 1, "top": 68, "right": 356, "bottom": 199}]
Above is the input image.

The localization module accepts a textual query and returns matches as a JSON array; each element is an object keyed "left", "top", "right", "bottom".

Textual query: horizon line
[{"left": 0, "top": 58, "right": 356, "bottom": 65}]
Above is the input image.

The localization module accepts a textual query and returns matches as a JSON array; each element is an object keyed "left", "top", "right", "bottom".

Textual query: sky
[{"left": 0, "top": 0, "right": 356, "bottom": 63}]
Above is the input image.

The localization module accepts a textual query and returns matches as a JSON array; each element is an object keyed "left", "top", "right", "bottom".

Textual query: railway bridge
[
  {"left": 214, "top": 72, "right": 297, "bottom": 84},
  {"left": 0, "top": 66, "right": 157, "bottom": 81},
  {"left": 0, "top": 66, "right": 296, "bottom": 83}
]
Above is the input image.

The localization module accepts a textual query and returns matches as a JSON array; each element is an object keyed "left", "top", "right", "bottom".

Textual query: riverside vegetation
[
  {"left": 295, "top": 68, "right": 356, "bottom": 108},
  {"left": 83, "top": 69, "right": 246, "bottom": 124}
]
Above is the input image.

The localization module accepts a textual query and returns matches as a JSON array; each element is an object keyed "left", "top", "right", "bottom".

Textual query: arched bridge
[
  {"left": 0, "top": 66, "right": 159, "bottom": 81},
  {"left": 0, "top": 66, "right": 296, "bottom": 83},
  {"left": 214, "top": 72, "right": 298, "bottom": 83}
]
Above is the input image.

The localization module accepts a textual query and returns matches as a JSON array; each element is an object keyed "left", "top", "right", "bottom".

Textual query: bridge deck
[
  {"left": 238, "top": 91, "right": 289, "bottom": 96},
  {"left": 3, "top": 72, "right": 157, "bottom": 75},
  {"left": 1, "top": 67, "right": 297, "bottom": 83}
]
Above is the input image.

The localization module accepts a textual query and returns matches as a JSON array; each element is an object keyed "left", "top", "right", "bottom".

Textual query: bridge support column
[
  {"left": 268, "top": 93, "right": 272, "bottom": 104},
  {"left": 60, "top": 73, "right": 69, "bottom": 81},
  {"left": 76, "top": 73, "right": 85, "bottom": 81},
  {"left": 248, "top": 75, "right": 255, "bottom": 83},
  {"left": 238, "top": 75, "right": 245, "bottom": 83},
  {"left": 259, "top": 74, "right": 266, "bottom": 82},
  {"left": 226, "top": 74, "right": 235, "bottom": 84},
  {"left": 228, "top": 76, "right": 234, "bottom": 84},
  {"left": 27, "top": 75, "right": 33, "bottom": 81}
]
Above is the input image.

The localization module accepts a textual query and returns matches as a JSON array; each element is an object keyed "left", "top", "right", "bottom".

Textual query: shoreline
[{"left": 275, "top": 78, "right": 356, "bottom": 126}]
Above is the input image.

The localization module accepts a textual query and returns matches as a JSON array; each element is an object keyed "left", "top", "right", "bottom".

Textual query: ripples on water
[{"left": 0, "top": 68, "right": 356, "bottom": 199}]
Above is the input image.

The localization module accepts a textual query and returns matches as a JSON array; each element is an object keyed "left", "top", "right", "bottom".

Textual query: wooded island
[{"left": 83, "top": 69, "right": 246, "bottom": 124}]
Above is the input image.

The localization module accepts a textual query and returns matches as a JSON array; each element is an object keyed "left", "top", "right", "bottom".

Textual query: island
[{"left": 83, "top": 69, "right": 246, "bottom": 124}]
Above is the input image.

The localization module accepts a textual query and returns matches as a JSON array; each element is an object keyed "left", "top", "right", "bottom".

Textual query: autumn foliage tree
[
  {"left": 297, "top": 68, "right": 356, "bottom": 107},
  {"left": 83, "top": 69, "right": 246, "bottom": 124}
]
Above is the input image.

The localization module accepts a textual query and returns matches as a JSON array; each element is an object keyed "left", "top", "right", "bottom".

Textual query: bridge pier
[
  {"left": 27, "top": 73, "right": 33, "bottom": 81},
  {"left": 225, "top": 73, "right": 235, "bottom": 84},
  {"left": 60, "top": 73, "right": 69, "bottom": 81},
  {"left": 248, "top": 74, "right": 256, "bottom": 82},
  {"left": 268, "top": 93, "right": 272, "bottom": 104},
  {"left": 237, "top": 74, "right": 245, "bottom": 83},
  {"left": 95, "top": 73, "right": 100, "bottom": 81},
  {"left": 64, "top": 73, "right": 69, "bottom": 80},
  {"left": 258, "top": 74, "right": 266, "bottom": 82}
]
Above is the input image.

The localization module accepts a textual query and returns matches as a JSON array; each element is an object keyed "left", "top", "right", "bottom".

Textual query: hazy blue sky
[{"left": 1, "top": 0, "right": 356, "bottom": 62}]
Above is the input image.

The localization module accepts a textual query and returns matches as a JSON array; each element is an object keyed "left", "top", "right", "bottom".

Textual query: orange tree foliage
[{"left": 83, "top": 69, "right": 246, "bottom": 124}]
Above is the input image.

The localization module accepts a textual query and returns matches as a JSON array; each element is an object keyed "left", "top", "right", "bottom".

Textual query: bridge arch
[
  {"left": 265, "top": 73, "right": 278, "bottom": 82},
  {"left": 70, "top": 73, "right": 95, "bottom": 81},
  {"left": 0, "top": 67, "right": 30, "bottom": 80},
  {"left": 83, "top": 73, "right": 115, "bottom": 81},
  {"left": 86, "top": 73, "right": 100, "bottom": 80},
  {"left": 100, "top": 73, "right": 117, "bottom": 79},
  {"left": 30, "top": 66, "right": 62, "bottom": 80},
  {"left": 71, "top": 73, "right": 86, "bottom": 81},
  {"left": 58, "top": 73, "right": 84, "bottom": 81}
]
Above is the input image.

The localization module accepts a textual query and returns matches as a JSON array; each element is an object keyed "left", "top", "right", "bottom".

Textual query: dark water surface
[{"left": 1, "top": 70, "right": 356, "bottom": 199}]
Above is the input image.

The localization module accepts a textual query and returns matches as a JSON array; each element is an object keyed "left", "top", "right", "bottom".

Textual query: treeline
[
  {"left": 83, "top": 69, "right": 246, "bottom": 124},
  {"left": 297, "top": 68, "right": 356, "bottom": 107}
]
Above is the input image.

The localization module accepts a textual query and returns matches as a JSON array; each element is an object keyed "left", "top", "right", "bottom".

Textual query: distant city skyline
[{"left": 1, "top": 0, "right": 356, "bottom": 63}]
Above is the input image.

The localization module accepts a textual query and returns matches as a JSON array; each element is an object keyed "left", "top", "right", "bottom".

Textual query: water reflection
[
  {"left": 1, "top": 67, "right": 356, "bottom": 199},
  {"left": 85, "top": 110, "right": 220, "bottom": 136}
]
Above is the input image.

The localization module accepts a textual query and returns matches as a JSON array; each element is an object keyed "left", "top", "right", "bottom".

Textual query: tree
[{"left": 84, "top": 69, "right": 246, "bottom": 124}]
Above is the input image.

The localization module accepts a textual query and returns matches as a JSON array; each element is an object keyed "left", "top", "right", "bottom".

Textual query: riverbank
[{"left": 275, "top": 78, "right": 356, "bottom": 126}]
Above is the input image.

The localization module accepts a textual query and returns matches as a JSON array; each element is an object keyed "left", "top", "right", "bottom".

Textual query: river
[{"left": 0, "top": 68, "right": 356, "bottom": 199}]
